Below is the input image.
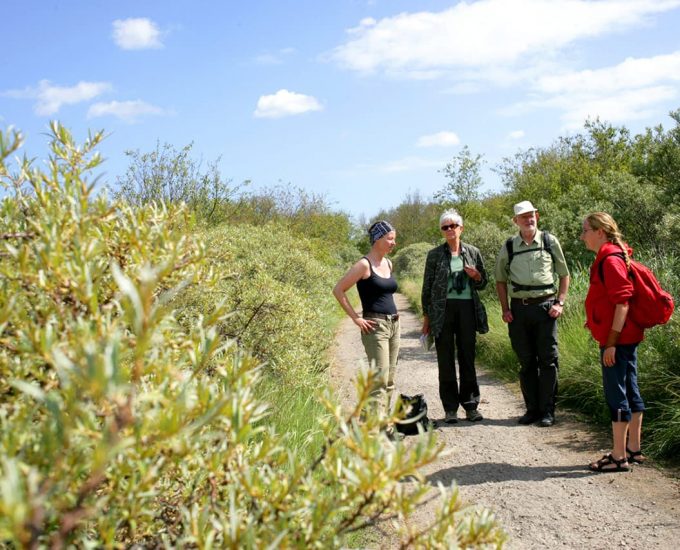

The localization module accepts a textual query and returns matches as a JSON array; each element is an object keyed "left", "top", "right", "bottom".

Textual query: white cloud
[
  {"left": 254, "top": 89, "right": 323, "bottom": 118},
  {"left": 112, "top": 18, "right": 163, "bottom": 50},
  {"left": 4, "top": 80, "right": 111, "bottom": 115},
  {"left": 508, "top": 130, "right": 525, "bottom": 140},
  {"left": 87, "top": 100, "right": 165, "bottom": 123},
  {"left": 509, "top": 52, "right": 680, "bottom": 128},
  {"left": 536, "top": 51, "right": 680, "bottom": 95},
  {"left": 416, "top": 131, "right": 460, "bottom": 147},
  {"left": 332, "top": 0, "right": 680, "bottom": 77}
]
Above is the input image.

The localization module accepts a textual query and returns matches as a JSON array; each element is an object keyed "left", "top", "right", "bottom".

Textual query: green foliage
[
  {"left": 460, "top": 221, "right": 509, "bottom": 282},
  {"left": 115, "top": 141, "right": 242, "bottom": 226},
  {"left": 174, "top": 222, "right": 339, "bottom": 386},
  {"left": 371, "top": 191, "right": 441, "bottom": 250},
  {"left": 434, "top": 146, "right": 487, "bottom": 224},
  {"left": 0, "top": 125, "right": 505, "bottom": 547},
  {"left": 392, "top": 242, "right": 431, "bottom": 281},
  {"left": 222, "top": 183, "right": 358, "bottom": 267}
]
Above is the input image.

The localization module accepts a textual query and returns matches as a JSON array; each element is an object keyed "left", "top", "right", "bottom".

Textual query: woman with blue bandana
[{"left": 333, "top": 220, "right": 399, "bottom": 417}]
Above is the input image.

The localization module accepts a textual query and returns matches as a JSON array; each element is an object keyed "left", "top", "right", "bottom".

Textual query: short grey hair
[{"left": 439, "top": 209, "right": 463, "bottom": 227}]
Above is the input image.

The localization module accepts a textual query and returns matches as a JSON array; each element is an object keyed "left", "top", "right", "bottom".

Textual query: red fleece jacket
[{"left": 584, "top": 242, "right": 644, "bottom": 346}]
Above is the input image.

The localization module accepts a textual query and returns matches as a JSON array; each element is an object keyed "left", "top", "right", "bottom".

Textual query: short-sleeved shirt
[{"left": 494, "top": 230, "right": 569, "bottom": 299}]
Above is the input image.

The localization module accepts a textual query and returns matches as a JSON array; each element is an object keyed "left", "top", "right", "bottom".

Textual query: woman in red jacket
[{"left": 582, "top": 212, "right": 646, "bottom": 473}]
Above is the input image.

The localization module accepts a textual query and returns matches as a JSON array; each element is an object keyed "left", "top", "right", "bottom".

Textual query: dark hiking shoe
[
  {"left": 518, "top": 411, "right": 539, "bottom": 425},
  {"left": 444, "top": 411, "right": 458, "bottom": 424},
  {"left": 539, "top": 412, "right": 555, "bottom": 427},
  {"left": 466, "top": 409, "right": 483, "bottom": 422}
]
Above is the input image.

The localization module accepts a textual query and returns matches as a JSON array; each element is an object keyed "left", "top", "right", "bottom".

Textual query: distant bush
[
  {"left": 392, "top": 242, "right": 431, "bottom": 281},
  {"left": 460, "top": 221, "right": 510, "bottom": 280}
]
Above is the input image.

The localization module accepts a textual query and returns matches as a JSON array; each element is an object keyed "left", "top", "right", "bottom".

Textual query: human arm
[
  {"left": 332, "top": 259, "right": 376, "bottom": 334},
  {"left": 549, "top": 275, "right": 570, "bottom": 318},
  {"left": 602, "top": 303, "right": 629, "bottom": 367},
  {"left": 463, "top": 246, "right": 488, "bottom": 290},
  {"left": 496, "top": 281, "right": 513, "bottom": 323},
  {"left": 421, "top": 251, "right": 436, "bottom": 333}
]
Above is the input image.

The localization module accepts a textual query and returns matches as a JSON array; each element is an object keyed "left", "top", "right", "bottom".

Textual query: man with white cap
[{"left": 495, "top": 200, "right": 570, "bottom": 427}]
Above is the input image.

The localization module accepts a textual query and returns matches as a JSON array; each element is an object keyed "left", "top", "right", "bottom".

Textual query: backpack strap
[
  {"left": 542, "top": 230, "right": 555, "bottom": 263},
  {"left": 506, "top": 231, "right": 554, "bottom": 267},
  {"left": 505, "top": 237, "right": 514, "bottom": 265},
  {"left": 597, "top": 252, "right": 628, "bottom": 282},
  {"left": 507, "top": 231, "right": 557, "bottom": 292}
]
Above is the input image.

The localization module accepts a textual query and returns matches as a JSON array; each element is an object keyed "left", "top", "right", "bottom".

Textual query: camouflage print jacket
[{"left": 421, "top": 241, "right": 489, "bottom": 338}]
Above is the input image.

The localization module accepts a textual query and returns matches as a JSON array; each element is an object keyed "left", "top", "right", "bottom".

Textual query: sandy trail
[{"left": 330, "top": 294, "right": 680, "bottom": 549}]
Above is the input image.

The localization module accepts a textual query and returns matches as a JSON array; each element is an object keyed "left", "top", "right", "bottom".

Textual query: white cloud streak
[
  {"left": 4, "top": 80, "right": 112, "bottom": 115},
  {"left": 508, "top": 130, "right": 525, "bottom": 140},
  {"left": 509, "top": 51, "right": 680, "bottom": 128},
  {"left": 416, "top": 131, "right": 461, "bottom": 147},
  {"left": 112, "top": 18, "right": 163, "bottom": 50},
  {"left": 254, "top": 89, "right": 323, "bottom": 118},
  {"left": 87, "top": 100, "right": 165, "bottom": 123},
  {"left": 332, "top": 0, "right": 680, "bottom": 76}
]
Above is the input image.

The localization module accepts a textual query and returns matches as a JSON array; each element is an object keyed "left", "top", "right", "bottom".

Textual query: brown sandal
[{"left": 589, "top": 453, "right": 629, "bottom": 473}]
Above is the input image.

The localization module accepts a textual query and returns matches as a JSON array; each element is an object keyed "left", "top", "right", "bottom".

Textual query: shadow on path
[{"left": 427, "top": 462, "right": 594, "bottom": 487}]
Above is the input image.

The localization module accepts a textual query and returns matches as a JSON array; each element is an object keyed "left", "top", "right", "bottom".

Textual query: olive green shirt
[{"left": 494, "top": 230, "right": 569, "bottom": 298}]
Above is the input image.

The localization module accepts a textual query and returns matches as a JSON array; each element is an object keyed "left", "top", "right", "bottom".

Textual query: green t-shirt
[{"left": 447, "top": 255, "right": 472, "bottom": 300}]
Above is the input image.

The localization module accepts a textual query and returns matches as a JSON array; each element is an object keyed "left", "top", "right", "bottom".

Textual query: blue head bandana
[{"left": 369, "top": 220, "right": 394, "bottom": 245}]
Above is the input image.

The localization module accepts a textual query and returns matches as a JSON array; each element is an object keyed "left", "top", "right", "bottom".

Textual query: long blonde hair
[{"left": 585, "top": 212, "right": 630, "bottom": 268}]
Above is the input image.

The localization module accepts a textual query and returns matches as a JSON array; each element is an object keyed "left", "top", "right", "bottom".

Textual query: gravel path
[{"left": 329, "top": 294, "right": 680, "bottom": 549}]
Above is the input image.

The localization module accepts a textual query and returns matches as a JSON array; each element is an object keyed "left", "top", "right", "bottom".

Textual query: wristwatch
[{"left": 556, "top": 299, "right": 565, "bottom": 306}]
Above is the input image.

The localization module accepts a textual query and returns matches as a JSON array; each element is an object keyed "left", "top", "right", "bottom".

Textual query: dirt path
[{"left": 330, "top": 294, "right": 680, "bottom": 549}]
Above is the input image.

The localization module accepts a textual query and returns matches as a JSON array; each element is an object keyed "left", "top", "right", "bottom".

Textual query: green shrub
[
  {"left": 392, "top": 242, "right": 431, "bottom": 281},
  {"left": 0, "top": 124, "right": 505, "bottom": 547},
  {"left": 174, "top": 222, "right": 340, "bottom": 386}
]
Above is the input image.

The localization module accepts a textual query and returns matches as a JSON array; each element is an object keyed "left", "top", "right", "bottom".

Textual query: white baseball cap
[{"left": 513, "top": 200, "right": 537, "bottom": 216}]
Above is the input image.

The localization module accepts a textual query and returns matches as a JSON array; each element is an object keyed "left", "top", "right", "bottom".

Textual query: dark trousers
[
  {"left": 435, "top": 299, "right": 479, "bottom": 412},
  {"left": 509, "top": 300, "right": 558, "bottom": 415}
]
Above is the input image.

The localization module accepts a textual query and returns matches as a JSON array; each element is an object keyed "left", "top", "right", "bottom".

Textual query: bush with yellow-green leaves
[{"left": 0, "top": 124, "right": 504, "bottom": 548}]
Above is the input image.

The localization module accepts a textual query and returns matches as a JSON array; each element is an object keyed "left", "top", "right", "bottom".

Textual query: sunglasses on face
[{"left": 441, "top": 223, "right": 459, "bottom": 231}]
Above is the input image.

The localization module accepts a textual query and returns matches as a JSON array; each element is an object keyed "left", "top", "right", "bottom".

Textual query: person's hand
[
  {"left": 602, "top": 346, "right": 616, "bottom": 367},
  {"left": 549, "top": 302, "right": 564, "bottom": 319},
  {"left": 463, "top": 265, "right": 481, "bottom": 282},
  {"left": 422, "top": 317, "right": 430, "bottom": 335},
  {"left": 354, "top": 317, "right": 376, "bottom": 334},
  {"left": 501, "top": 309, "right": 513, "bottom": 323}
]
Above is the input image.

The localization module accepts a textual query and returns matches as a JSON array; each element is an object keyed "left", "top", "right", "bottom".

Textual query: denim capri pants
[{"left": 600, "top": 343, "right": 646, "bottom": 423}]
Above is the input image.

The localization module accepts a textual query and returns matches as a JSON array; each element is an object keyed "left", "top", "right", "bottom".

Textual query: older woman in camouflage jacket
[{"left": 421, "top": 209, "right": 488, "bottom": 424}]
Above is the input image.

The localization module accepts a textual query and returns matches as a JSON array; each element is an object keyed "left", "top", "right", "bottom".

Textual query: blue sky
[{"left": 2, "top": 0, "right": 680, "bottom": 220}]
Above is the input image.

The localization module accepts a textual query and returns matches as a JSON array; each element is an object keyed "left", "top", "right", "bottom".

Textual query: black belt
[
  {"left": 363, "top": 312, "right": 400, "bottom": 321},
  {"left": 511, "top": 294, "right": 555, "bottom": 306}
]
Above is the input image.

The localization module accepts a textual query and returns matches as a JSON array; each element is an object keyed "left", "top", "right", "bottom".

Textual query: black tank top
[{"left": 356, "top": 257, "right": 398, "bottom": 315}]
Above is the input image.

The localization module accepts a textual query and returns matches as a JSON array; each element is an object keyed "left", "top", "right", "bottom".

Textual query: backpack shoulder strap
[
  {"left": 505, "top": 237, "right": 514, "bottom": 266},
  {"left": 542, "top": 230, "right": 555, "bottom": 263},
  {"left": 597, "top": 252, "right": 627, "bottom": 282}
]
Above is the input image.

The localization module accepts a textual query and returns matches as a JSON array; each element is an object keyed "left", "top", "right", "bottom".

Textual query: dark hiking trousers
[
  {"left": 509, "top": 299, "right": 558, "bottom": 416},
  {"left": 435, "top": 299, "right": 480, "bottom": 413}
]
